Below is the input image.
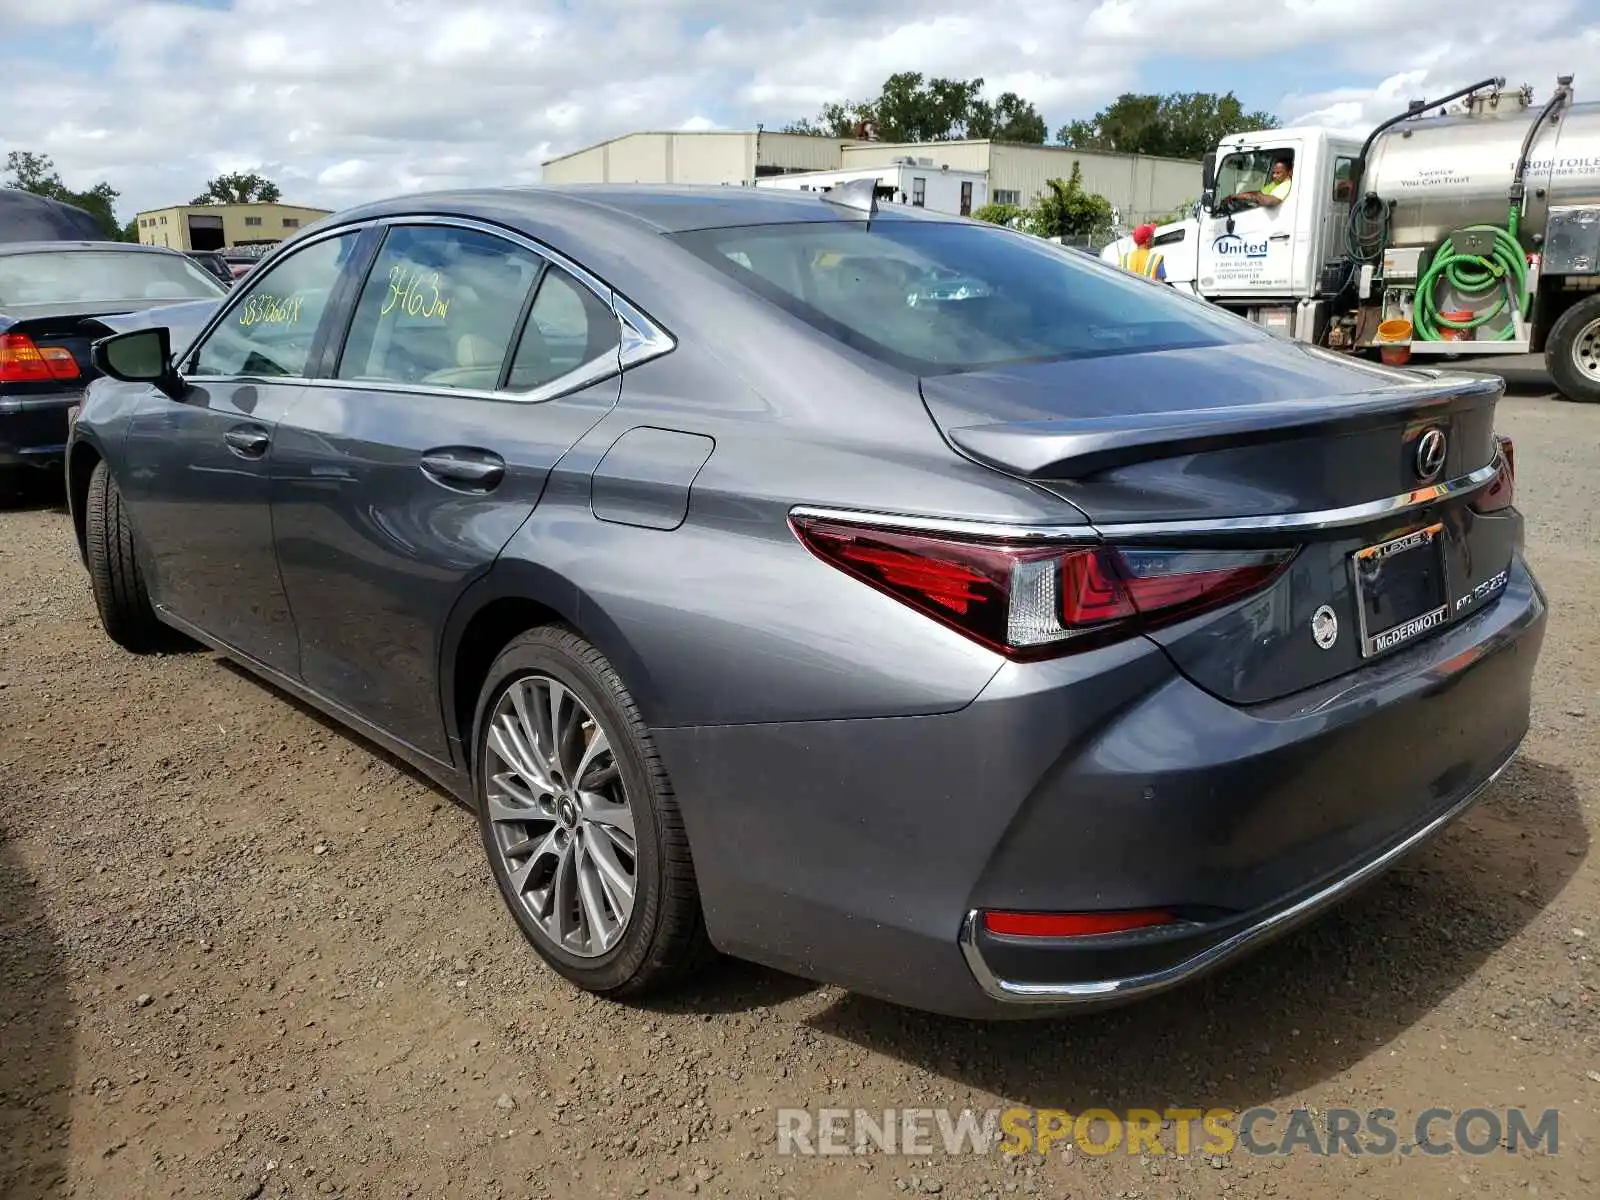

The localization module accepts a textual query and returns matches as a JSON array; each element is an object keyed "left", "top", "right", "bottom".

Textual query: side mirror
[
  {"left": 1200, "top": 151, "right": 1216, "bottom": 194},
  {"left": 92, "top": 327, "right": 184, "bottom": 400}
]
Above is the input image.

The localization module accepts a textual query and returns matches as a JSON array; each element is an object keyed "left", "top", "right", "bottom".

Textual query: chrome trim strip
[
  {"left": 612, "top": 290, "right": 678, "bottom": 371},
  {"left": 958, "top": 750, "right": 1517, "bottom": 1005},
  {"left": 789, "top": 505, "right": 1096, "bottom": 542},
  {"left": 792, "top": 460, "right": 1501, "bottom": 544},
  {"left": 1094, "top": 462, "right": 1501, "bottom": 539}
]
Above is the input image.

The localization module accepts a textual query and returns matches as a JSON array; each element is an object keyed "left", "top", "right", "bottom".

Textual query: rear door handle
[
  {"left": 224, "top": 425, "right": 270, "bottom": 458},
  {"left": 420, "top": 448, "right": 506, "bottom": 491}
]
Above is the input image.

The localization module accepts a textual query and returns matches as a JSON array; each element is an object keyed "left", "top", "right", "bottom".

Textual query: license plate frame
[{"left": 1350, "top": 522, "right": 1451, "bottom": 658}]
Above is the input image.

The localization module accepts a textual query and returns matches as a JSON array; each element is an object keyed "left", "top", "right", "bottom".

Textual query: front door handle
[
  {"left": 420, "top": 448, "right": 506, "bottom": 491},
  {"left": 224, "top": 425, "right": 270, "bottom": 458},
  {"left": 1269, "top": 233, "right": 1291, "bottom": 241}
]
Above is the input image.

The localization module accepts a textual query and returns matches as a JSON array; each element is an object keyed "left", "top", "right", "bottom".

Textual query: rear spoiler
[{"left": 943, "top": 373, "right": 1502, "bottom": 480}]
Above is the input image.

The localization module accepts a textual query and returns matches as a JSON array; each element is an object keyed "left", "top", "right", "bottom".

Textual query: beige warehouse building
[
  {"left": 540, "top": 130, "right": 1200, "bottom": 226},
  {"left": 134, "top": 202, "right": 333, "bottom": 252}
]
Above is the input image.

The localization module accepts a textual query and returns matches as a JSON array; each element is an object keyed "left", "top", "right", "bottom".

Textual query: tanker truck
[{"left": 1183, "top": 74, "right": 1600, "bottom": 402}]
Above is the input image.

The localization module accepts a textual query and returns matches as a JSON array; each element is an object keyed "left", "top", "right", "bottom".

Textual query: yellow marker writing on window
[
  {"left": 238, "top": 293, "right": 305, "bottom": 327},
  {"left": 382, "top": 265, "right": 451, "bottom": 319}
]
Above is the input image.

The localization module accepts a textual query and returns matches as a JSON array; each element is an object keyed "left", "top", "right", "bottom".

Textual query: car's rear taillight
[
  {"left": 1474, "top": 435, "right": 1515, "bottom": 514},
  {"left": 790, "top": 514, "right": 1294, "bottom": 659},
  {"left": 0, "top": 332, "right": 80, "bottom": 383}
]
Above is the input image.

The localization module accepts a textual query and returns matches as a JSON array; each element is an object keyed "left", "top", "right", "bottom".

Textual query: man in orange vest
[{"left": 1118, "top": 224, "right": 1167, "bottom": 282}]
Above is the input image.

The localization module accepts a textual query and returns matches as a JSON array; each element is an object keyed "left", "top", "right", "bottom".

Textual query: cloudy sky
[{"left": 2, "top": 0, "right": 1595, "bottom": 221}]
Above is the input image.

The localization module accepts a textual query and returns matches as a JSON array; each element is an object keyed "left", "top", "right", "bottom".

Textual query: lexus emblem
[
  {"left": 1311, "top": 604, "right": 1339, "bottom": 650},
  {"left": 1415, "top": 428, "right": 1448, "bottom": 482}
]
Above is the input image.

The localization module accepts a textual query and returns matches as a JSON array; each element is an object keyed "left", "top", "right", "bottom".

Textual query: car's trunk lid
[{"left": 918, "top": 341, "right": 1515, "bottom": 706}]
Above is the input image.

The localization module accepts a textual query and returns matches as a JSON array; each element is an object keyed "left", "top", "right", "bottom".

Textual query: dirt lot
[{"left": 2, "top": 389, "right": 1598, "bottom": 1200}]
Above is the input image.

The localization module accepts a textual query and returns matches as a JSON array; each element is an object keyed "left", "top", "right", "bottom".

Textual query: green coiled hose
[{"left": 1413, "top": 222, "right": 1530, "bottom": 342}]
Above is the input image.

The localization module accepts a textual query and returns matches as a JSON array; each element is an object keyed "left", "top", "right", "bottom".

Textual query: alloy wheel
[{"left": 482, "top": 673, "right": 638, "bottom": 958}]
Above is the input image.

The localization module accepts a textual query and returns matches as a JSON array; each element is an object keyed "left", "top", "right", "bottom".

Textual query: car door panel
[
  {"left": 119, "top": 381, "right": 304, "bottom": 670},
  {"left": 270, "top": 377, "right": 620, "bottom": 760},
  {"left": 115, "top": 230, "right": 366, "bottom": 673},
  {"left": 269, "top": 221, "right": 627, "bottom": 761}
]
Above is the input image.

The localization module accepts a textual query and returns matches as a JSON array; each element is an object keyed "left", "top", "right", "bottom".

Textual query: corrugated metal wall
[
  {"left": 541, "top": 133, "right": 755, "bottom": 184},
  {"left": 990, "top": 145, "right": 1201, "bottom": 223},
  {"left": 539, "top": 134, "right": 1201, "bottom": 220},
  {"left": 757, "top": 133, "right": 854, "bottom": 172}
]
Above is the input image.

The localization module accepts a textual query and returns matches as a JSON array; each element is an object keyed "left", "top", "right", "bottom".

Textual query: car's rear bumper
[
  {"left": 651, "top": 553, "right": 1546, "bottom": 1019},
  {"left": 0, "top": 390, "right": 82, "bottom": 469}
]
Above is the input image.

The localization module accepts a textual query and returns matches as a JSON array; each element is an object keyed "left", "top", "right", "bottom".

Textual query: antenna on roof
[{"left": 821, "top": 176, "right": 877, "bottom": 221}]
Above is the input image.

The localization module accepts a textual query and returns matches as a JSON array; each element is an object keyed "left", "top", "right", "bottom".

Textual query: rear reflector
[
  {"left": 0, "top": 332, "right": 81, "bottom": 383},
  {"left": 1473, "top": 435, "right": 1515, "bottom": 514},
  {"left": 982, "top": 910, "right": 1176, "bottom": 938},
  {"left": 791, "top": 513, "right": 1294, "bottom": 660}
]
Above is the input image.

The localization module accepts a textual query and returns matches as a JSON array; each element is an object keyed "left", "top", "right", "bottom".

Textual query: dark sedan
[
  {"left": 1, "top": 241, "right": 226, "bottom": 484},
  {"left": 66, "top": 185, "right": 1544, "bottom": 1018}
]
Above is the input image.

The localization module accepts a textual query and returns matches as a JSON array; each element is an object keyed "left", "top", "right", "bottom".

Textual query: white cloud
[{"left": 0, "top": 0, "right": 1591, "bottom": 222}]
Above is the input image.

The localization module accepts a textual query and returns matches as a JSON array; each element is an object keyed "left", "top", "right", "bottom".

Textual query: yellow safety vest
[
  {"left": 1119, "top": 247, "right": 1164, "bottom": 279},
  {"left": 1262, "top": 176, "right": 1292, "bottom": 199}
]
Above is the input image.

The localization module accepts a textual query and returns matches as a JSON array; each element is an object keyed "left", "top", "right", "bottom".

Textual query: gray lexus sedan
[{"left": 65, "top": 184, "right": 1544, "bottom": 1019}]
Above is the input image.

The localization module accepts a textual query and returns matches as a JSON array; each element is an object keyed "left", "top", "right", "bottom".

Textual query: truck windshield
[{"left": 669, "top": 220, "right": 1256, "bottom": 376}]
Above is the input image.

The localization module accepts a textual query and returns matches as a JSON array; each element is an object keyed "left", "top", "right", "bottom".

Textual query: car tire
[
  {"left": 1547, "top": 293, "right": 1600, "bottom": 404},
  {"left": 473, "top": 625, "right": 713, "bottom": 998},
  {"left": 84, "top": 460, "right": 177, "bottom": 653}
]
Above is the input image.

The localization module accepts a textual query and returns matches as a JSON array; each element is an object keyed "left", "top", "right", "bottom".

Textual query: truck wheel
[
  {"left": 1547, "top": 294, "right": 1600, "bottom": 404},
  {"left": 84, "top": 460, "right": 181, "bottom": 653}
]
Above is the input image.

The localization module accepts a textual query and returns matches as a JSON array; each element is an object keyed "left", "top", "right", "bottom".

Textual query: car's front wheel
[
  {"left": 473, "top": 626, "right": 712, "bottom": 997},
  {"left": 84, "top": 460, "right": 179, "bottom": 653}
]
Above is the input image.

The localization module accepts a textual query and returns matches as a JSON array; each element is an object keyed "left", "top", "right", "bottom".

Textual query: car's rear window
[
  {"left": 0, "top": 249, "right": 226, "bottom": 307},
  {"left": 670, "top": 219, "right": 1254, "bottom": 375}
]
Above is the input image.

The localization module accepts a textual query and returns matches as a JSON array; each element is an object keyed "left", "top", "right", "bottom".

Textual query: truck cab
[{"left": 1196, "top": 127, "right": 1363, "bottom": 340}]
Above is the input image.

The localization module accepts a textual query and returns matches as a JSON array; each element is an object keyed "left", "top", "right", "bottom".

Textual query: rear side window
[
  {"left": 505, "top": 266, "right": 620, "bottom": 392},
  {"left": 337, "top": 225, "right": 544, "bottom": 391},
  {"left": 670, "top": 220, "right": 1250, "bottom": 375}
]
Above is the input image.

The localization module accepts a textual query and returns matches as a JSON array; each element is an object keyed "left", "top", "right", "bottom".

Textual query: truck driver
[{"left": 1232, "top": 156, "right": 1294, "bottom": 208}]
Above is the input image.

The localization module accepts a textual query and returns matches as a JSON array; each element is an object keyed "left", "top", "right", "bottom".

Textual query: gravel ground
[{"left": 2, "top": 390, "right": 1598, "bottom": 1200}]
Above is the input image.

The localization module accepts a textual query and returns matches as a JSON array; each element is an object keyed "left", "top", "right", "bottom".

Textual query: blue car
[{"left": 66, "top": 185, "right": 1544, "bottom": 1018}]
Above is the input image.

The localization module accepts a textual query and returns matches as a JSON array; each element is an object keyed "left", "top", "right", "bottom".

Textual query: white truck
[{"left": 1111, "top": 74, "right": 1600, "bottom": 402}]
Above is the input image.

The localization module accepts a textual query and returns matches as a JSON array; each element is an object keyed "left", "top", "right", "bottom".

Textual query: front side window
[
  {"left": 336, "top": 225, "right": 543, "bottom": 391},
  {"left": 671, "top": 219, "right": 1256, "bottom": 376},
  {"left": 189, "top": 232, "right": 358, "bottom": 378},
  {"left": 0, "top": 249, "right": 225, "bottom": 308},
  {"left": 506, "top": 267, "right": 620, "bottom": 392}
]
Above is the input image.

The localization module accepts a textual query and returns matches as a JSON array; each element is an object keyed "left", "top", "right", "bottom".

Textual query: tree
[
  {"left": 191, "top": 171, "right": 281, "bottom": 205},
  {"left": 1056, "top": 91, "right": 1280, "bottom": 159},
  {"left": 968, "top": 93, "right": 1048, "bottom": 143},
  {"left": 1025, "top": 164, "right": 1115, "bottom": 241},
  {"left": 121, "top": 217, "right": 141, "bottom": 243},
  {"left": 783, "top": 72, "right": 1047, "bottom": 144},
  {"left": 4, "top": 150, "right": 125, "bottom": 239}
]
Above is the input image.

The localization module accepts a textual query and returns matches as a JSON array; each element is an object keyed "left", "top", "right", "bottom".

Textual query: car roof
[
  {"left": 0, "top": 240, "right": 192, "bottom": 257},
  {"left": 329, "top": 183, "right": 959, "bottom": 236}
]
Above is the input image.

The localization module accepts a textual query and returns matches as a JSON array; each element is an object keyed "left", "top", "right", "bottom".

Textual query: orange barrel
[{"left": 1439, "top": 309, "right": 1475, "bottom": 341}]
